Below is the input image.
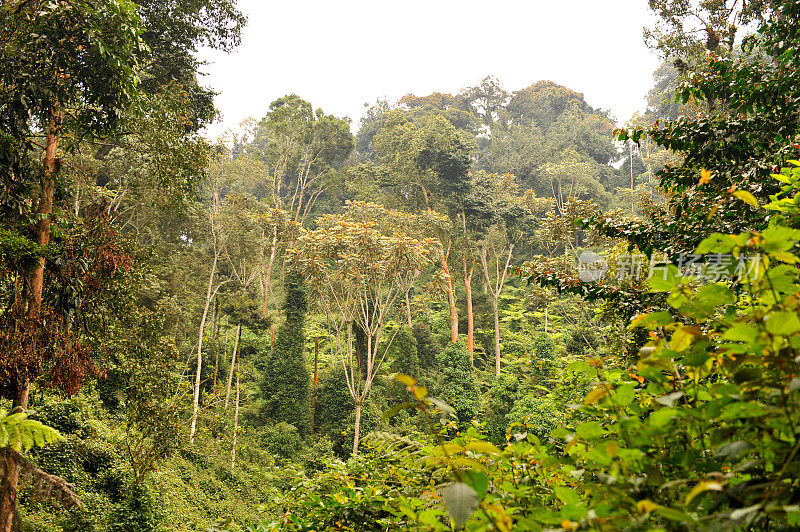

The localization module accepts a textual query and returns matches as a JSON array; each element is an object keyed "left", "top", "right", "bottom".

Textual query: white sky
[{"left": 199, "top": 0, "right": 662, "bottom": 139}]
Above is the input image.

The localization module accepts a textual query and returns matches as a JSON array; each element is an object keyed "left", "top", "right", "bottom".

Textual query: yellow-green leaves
[
  {"left": 764, "top": 311, "right": 800, "bottom": 336},
  {"left": 584, "top": 387, "right": 608, "bottom": 405},
  {"left": 649, "top": 264, "right": 681, "bottom": 292},
  {"left": 670, "top": 326, "right": 701, "bottom": 351},
  {"left": 465, "top": 440, "right": 502, "bottom": 456},
  {"left": 636, "top": 499, "right": 660, "bottom": 514},
  {"left": 575, "top": 421, "right": 603, "bottom": 439},
  {"left": 733, "top": 190, "right": 760, "bottom": 208},
  {"left": 0, "top": 409, "right": 61, "bottom": 453},
  {"left": 686, "top": 481, "right": 723, "bottom": 504},
  {"left": 631, "top": 311, "right": 673, "bottom": 329}
]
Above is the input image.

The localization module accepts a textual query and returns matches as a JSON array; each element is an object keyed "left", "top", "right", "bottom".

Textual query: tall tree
[
  {"left": 0, "top": 1, "right": 145, "bottom": 526},
  {"left": 373, "top": 112, "right": 474, "bottom": 343},
  {"left": 241, "top": 95, "right": 353, "bottom": 322},
  {"left": 292, "top": 201, "right": 439, "bottom": 456}
]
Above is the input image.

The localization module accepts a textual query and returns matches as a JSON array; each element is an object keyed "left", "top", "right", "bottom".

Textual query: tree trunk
[
  {"left": 212, "top": 298, "right": 220, "bottom": 391},
  {"left": 27, "top": 105, "right": 62, "bottom": 318},
  {"left": 352, "top": 400, "right": 363, "bottom": 458},
  {"left": 231, "top": 364, "right": 240, "bottom": 470},
  {"left": 190, "top": 252, "right": 218, "bottom": 443},
  {"left": 440, "top": 245, "right": 458, "bottom": 343},
  {"left": 224, "top": 324, "right": 241, "bottom": 409},
  {"left": 311, "top": 336, "right": 319, "bottom": 433},
  {"left": 493, "top": 298, "right": 501, "bottom": 376},
  {"left": 0, "top": 450, "right": 20, "bottom": 532},
  {"left": 261, "top": 229, "right": 279, "bottom": 318},
  {"left": 404, "top": 288, "right": 412, "bottom": 328},
  {"left": 0, "top": 391, "right": 29, "bottom": 532},
  {"left": 462, "top": 253, "right": 474, "bottom": 363},
  {"left": 544, "top": 305, "right": 549, "bottom": 334},
  {"left": 2, "top": 105, "right": 62, "bottom": 531}
]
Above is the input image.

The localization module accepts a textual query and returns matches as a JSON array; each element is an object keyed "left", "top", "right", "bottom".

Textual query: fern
[{"left": 0, "top": 408, "right": 61, "bottom": 452}]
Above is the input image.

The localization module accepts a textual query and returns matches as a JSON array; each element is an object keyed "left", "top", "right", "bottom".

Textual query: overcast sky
[{"left": 199, "top": 0, "right": 663, "bottom": 139}]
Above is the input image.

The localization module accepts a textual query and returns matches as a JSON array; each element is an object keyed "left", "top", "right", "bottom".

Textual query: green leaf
[
  {"left": 19, "top": 428, "right": 33, "bottom": 451},
  {"left": 630, "top": 311, "right": 673, "bottom": 329},
  {"left": 722, "top": 323, "right": 760, "bottom": 343},
  {"left": 649, "top": 408, "right": 678, "bottom": 428},
  {"left": 613, "top": 383, "right": 636, "bottom": 406},
  {"left": 465, "top": 440, "right": 501, "bottom": 456},
  {"left": 733, "top": 190, "right": 760, "bottom": 207},
  {"left": 719, "top": 401, "right": 766, "bottom": 420},
  {"left": 33, "top": 428, "right": 45, "bottom": 448},
  {"left": 696, "top": 233, "right": 748, "bottom": 254},
  {"left": 441, "top": 482, "right": 478, "bottom": 529},
  {"left": 462, "top": 470, "right": 489, "bottom": 500},
  {"left": 686, "top": 284, "right": 735, "bottom": 318},
  {"left": 764, "top": 311, "right": 800, "bottom": 336},
  {"left": 761, "top": 226, "right": 800, "bottom": 252},
  {"left": 649, "top": 264, "right": 681, "bottom": 292},
  {"left": 671, "top": 326, "right": 700, "bottom": 351},
  {"left": 656, "top": 507, "right": 696, "bottom": 523},
  {"left": 554, "top": 486, "right": 580, "bottom": 506},
  {"left": 576, "top": 421, "right": 603, "bottom": 439},
  {"left": 714, "top": 440, "right": 753, "bottom": 460}
]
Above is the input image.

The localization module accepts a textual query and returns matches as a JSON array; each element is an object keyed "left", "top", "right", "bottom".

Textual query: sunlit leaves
[{"left": 0, "top": 409, "right": 61, "bottom": 453}]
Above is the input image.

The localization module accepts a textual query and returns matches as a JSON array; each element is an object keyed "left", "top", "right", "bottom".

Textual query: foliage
[
  {"left": 259, "top": 274, "right": 312, "bottom": 435},
  {"left": 434, "top": 344, "right": 479, "bottom": 425}
]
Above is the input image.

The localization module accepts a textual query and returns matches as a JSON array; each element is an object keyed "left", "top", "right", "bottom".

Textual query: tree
[
  {"left": 373, "top": 112, "right": 474, "bottom": 344},
  {"left": 240, "top": 95, "right": 354, "bottom": 325},
  {"left": 0, "top": 1, "right": 145, "bottom": 526},
  {"left": 135, "top": 0, "right": 245, "bottom": 130},
  {"left": 259, "top": 274, "right": 312, "bottom": 435},
  {"left": 644, "top": 0, "right": 773, "bottom": 64},
  {"left": 479, "top": 225, "right": 515, "bottom": 376},
  {"left": 457, "top": 171, "right": 498, "bottom": 361},
  {"left": 291, "top": 201, "right": 439, "bottom": 456}
]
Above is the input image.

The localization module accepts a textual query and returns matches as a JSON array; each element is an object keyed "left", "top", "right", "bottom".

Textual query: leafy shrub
[{"left": 434, "top": 343, "right": 479, "bottom": 424}]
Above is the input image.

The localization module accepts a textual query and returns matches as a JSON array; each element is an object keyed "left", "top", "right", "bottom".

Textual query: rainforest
[{"left": 2, "top": 1, "right": 800, "bottom": 530}]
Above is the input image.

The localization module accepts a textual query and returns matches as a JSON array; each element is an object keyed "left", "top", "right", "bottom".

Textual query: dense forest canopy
[{"left": 2, "top": 0, "right": 800, "bottom": 530}]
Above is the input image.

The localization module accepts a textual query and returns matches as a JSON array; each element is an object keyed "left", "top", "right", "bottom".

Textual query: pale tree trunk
[
  {"left": 2, "top": 105, "right": 62, "bottom": 531},
  {"left": 352, "top": 400, "right": 363, "bottom": 458},
  {"left": 544, "top": 305, "right": 549, "bottom": 334},
  {"left": 190, "top": 251, "right": 218, "bottom": 443},
  {"left": 231, "top": 365, "right": 240, "bottom": 469},
  {"left": 260, "top": 228, "right": 279, "bottom": 318},
  {"left": 224, "top": 324, "right": 241, "bottom": 409},
  {"left": 460, "top": 212, "right": 474, "bottom": 361},
  {"left": 212, "top": 299, "right": 220, "bottom": 390},
  {"left": 490, "top": 300, "right": 501, "bottom": 375},
  {"left": 404, "top": 288, "right": 412, "bottom": 328},
  {"left": 630, "top": 141, "right": 635, "bottom": 216},
  {"left": 480, "top": 243, "right": 514, "bottom": 376}
]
